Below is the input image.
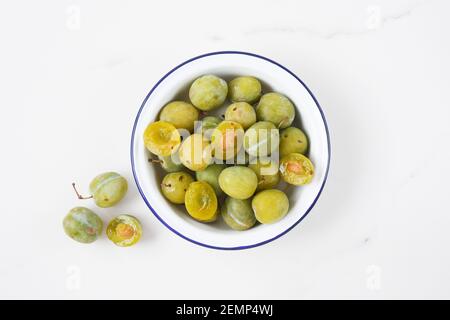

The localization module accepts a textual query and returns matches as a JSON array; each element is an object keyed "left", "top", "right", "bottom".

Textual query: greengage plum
[
  {"left": 243, "top": 121, "right": 279, "bottom": 157},
  {"left": 221, "top": 197, "right": 256, "bottom": 231},
  {"left": 195, "top": 164, "right": 226, "bottom": 196},
  {"left": 211, "top": 121, "right": 244, "bottom": 160},
  {"left": 106, "top": 215, "right": 142, "bottom": 247},
  {"left": 185, "top": 181, "right": 218, "bottom": 222},
  {"left": 159, "top": 101, "right": 199, "bottom": 133},
  {"left": 256, "top": 92, "right": 295, "bottom": 129},
  {"left": 218, "top": 166, "right": 258, "bottom": 200},
  {"left": 161, "top": 171, "right": 194, "bottom": 204},
  {"left": 228, "top": 76, "right": 261, "bottom": 103},
  {"left": 155, "top": 154, "right": 184, "bottom": 173},
  {"left": 189, "top": 75, "right": 228, "bottom": 111},
  {"left": 279, "top": 153, "right": 314, "bottom": 185},
  {"left": 63, "top": 207, "right": 103, "bottom": 244},
  {"left": 143, "top": 121, "right": 181, "bottom": 157},
  {"left": 88, "top": 172, "right": 128, "bottom": 208},
  {"left": 178, "top": 133, "right": 213, "bottom": 171},
  {"left": 252, "top": 189, "right": 289, "bottom": 224},
  {"left": 248, "top": 160, "right": 280, "bottom": 191},
  {"left": 224, "top": 102, "right": 256, "bottom": 130},
  {"left": 279, "top": 127, "right": 308, "bottom": 157}
]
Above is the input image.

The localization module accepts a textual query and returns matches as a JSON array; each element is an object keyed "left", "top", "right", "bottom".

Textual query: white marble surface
[{"left": 1, "top": 0, "right": 450, "bottom": 299}]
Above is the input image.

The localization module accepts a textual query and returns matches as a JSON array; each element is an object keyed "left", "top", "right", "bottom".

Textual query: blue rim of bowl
[{"left": 131, "top": 51, "right": 331, "bottom": 250}]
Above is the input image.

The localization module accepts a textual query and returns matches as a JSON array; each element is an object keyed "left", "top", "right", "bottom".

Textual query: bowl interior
[{"left": 131, "top": 52, "right": 329, "bottom": 249}]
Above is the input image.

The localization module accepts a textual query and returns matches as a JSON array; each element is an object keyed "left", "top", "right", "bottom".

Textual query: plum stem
[
  {"left": 72, "top": 183, "right": 93, "bottom": 200},
  {"left": 149, "top": 158, "right": 162, "bottom": 164}
]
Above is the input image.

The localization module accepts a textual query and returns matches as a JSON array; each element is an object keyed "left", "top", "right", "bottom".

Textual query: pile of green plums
[
  {"left": 144, "top": 74, "right": 315, "bottom": 231},
  {"left": 63, "top": 172, "right": 142, "bottom": 247}
]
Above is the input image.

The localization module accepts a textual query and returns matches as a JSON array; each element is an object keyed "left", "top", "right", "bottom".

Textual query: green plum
[
  {"left": 243, "top": 121, "right": 279, "bottom": 157},
  {"left": 196, "top": 164, "right": 226, "bottom": 196},
  {"left": 107, "top": 215, "right": 142, "bottom": 247},
  {"left": 211, "top": 120, "right": 244, "bottom": 160},
  {"left": 63, "top": 207, "right": 103, "bottom": 244},
  {"left": 224, "top": 102, "right": 257, "bottom": 130},
  {"left": 280, "top": 153, "right": 315, "bottom": 186},
  {"left": 221, "top": 197, "right": 256, "bottom": 231},
  {"left": 252, "top": 189, "right": 289, "bottom": 224},
  {"left": 279, "top": 127, "right": 308, "bottom": 157},
  {"left": 256, "top": 92, "right": 295, "bottom": 129},
  {"left": 88, "top": 172, "right": 128, "bottom": 208},
  {"left": 197, "top": 116, "right": 222, "bottom": 139},
  {"left": 179, "top": 133, "right": 213, "bottom": 171},
  {"left": 218, "top": 166, "right": 258, "bottom": 200},
  {"left": 189, "top": 75, "right": 228, "bottom": 111},
  {"left": 185, "top": 181, "right": 218, "bottom": 222},
  {"left": 198, "top": 116, "right": 222, "bottom": 132},
  {"left": 143, "top": 121, "right": 181, "bottom": 157},
  {"left": 228, "top": 76, "right": 262, "bottom": 103},
  {"left": 248, "top": 160, "right": 280, "bottom": 191},
  {"left": 155, "top": 154, "right": 184, "bottom": 173},
  {"left": 161, "top": 171, "right": 194, "bottom": 204},
  {"left": 159, "top": 101, "right": 199, "bottom": 133}
]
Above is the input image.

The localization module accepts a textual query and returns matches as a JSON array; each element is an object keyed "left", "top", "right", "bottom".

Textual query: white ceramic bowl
[{"left": 131, "top": 51, "right": 330, "bottom": 250}]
